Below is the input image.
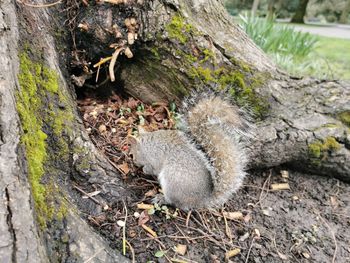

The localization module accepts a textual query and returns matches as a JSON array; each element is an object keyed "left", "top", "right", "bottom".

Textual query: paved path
[{"left": 283, "top": 23, "right": 350, "bottom": 39}]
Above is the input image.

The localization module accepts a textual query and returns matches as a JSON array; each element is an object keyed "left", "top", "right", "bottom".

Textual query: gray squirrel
[{"left": 129, "top": 95, "right": 252, "bottom": 210}]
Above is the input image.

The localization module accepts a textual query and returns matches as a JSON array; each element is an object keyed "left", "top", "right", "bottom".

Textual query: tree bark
[
  {"left": 339, "top": 0, "right": 350, "bottom": 24},
  {"left": 0, "top": 0, "right": 349, "bottom": 261},
  {"left": 290, "top": 0, "right": 310, "bottom": 23},
  {"left": 251, "top": 0, "right": 260, "bottom": 17}
]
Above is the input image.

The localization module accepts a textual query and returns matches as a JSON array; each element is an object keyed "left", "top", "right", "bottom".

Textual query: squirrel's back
[{"left": 185, "top": 96, "right": 251, "bottom": 207}]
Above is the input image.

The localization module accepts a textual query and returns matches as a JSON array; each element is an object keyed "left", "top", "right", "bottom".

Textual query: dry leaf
[
  {"left": 175, "top": 244, "right": 187, "bottom": 256},
  {"left": 98, "top": 124, "right": 107, "bottom": 133},
  {"left": 138, "top": 210, "right": 150, "bottom": 226},
  {"left": 144, "top": 188, "right": 158, "bottom": 197},
  {"left": 117, "top": 162, "right": 130, "bottom": 174},
  {"left": 223, "top": 211, "right": 244, "bottom": 220}
]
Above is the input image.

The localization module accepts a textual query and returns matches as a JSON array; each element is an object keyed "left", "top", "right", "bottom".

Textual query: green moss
[
  {"left": 165, "top": 15, "right": 193, "bottom": 44},
  {"left": 308, "top": 136, "right": 341, "bottom": 159},
  {"left": 200, "top": 48, "right": 215, "bottom": 64},
  {"left": 338, "top": 111, "right": 350, "bottom": 127},
  {"left": 16, "top": 52, "right": 70, "bottom": 228}
]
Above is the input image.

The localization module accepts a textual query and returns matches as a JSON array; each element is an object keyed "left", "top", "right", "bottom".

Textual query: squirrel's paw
[{"left": 152, "top": 193, "right": 167, "bottom": 206}]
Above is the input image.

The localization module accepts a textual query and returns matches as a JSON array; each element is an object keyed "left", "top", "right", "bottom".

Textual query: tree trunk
[
  {"left": 339, "top": 0, "right": 350, "bottom": 24},
  {"left": 290, "top": 0, "right": 309, "bottom": 23},
  {"left": 251, "top": 0, "right": 260, "bottom": 16},
  {"left": 1, "top": 0, "right": 349, "bottom": 261}
]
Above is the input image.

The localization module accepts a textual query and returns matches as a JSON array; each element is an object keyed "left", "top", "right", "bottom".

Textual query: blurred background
[{"left": 224, "top": 0, "right": 350, "bottom": 80}]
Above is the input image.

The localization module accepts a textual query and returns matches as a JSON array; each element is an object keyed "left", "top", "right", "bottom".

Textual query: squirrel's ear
[
  {"left": 138, "top": 126, "right": 148, "bottom": 135},
  {"left": 128, "top": 135, "right": 139, "bottom": 145}
]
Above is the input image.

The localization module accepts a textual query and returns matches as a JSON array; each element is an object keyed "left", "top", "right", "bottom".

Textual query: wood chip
[
  {"left": 281, "top": 170, "right": 289, "bottom": 178},
  {"left": 141, "top": 224, "right": 157, "bottom": 237},
  {"left": 225, "top": 248, "right": 241, "bottom": 260},
  {"left": 175, "top": 244, "right": 187, "bottom": 256},
  {"left": 137, "top": 203, "right": 154, "bottom": 210},
  {"left": 270, "top": 183, "right": 290, "bottom": 191},
  {"left": 302, "top": 252, "right": 310, "bottom": 259},
  {"left": 222, "top": 211, "right": 244, "bottom": 220}
]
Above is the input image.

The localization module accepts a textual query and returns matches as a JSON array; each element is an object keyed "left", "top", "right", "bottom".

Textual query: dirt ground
[{"left": 76, "top": 95, "right": 350, "bottom": 263}]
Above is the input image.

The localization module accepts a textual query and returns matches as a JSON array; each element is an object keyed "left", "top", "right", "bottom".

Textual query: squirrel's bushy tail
[{"left": 184, "top": 95, "right": 253, "bottom": 206}]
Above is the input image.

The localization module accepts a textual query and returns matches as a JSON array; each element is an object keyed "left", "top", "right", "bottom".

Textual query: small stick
[
  {"left": 222, "top": 209, "right": 233, "bottom": 240},
  {"left": 122, "top": 200, "right": 128, "bottom": 256},
  {"left": 95, "top": 64, "right": 101, "bottom": 83},
  {"left": 72, "top": 184, "right": 103, "bottom": 206},
  {"left": 186, "top": 210, "right": 192, "bottom": 227},
  {"left": 245, "top": 237, "right": 255, "bottom": 263},
  {"left": 318, "top": 213, "right": 338, "bottom": 263},
  {"left": 93, "top": 56, "right": 112, "bottom": 68},
  {"left": 142, "top": 224, "right": 157, "bottom": 237}
]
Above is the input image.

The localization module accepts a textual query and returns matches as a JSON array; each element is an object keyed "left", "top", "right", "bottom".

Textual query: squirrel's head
[{"left": 128, "top": 126, "right": 148, "bottom": 167}]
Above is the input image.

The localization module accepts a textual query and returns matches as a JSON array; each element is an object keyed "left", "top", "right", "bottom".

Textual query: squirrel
[{"left": 129, "top": 94, "right": 252, "bottom": 210}]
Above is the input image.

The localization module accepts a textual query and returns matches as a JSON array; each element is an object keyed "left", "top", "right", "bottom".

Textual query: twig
[
  {"left": 255, "top": 170, "right": 272, "bottom": 209},
  {"left": 186, "top": 210, "right": 192, "bottom": 227},
  {"left": 72, "top": 184, "right": 103, "bottom": 206},
  {"left": 83, "top": 248, "right": 104, "bottom": 263},
  {"left": 174, "top": 224, "right": 191, "bottom": 244},
  {"left": 93, "top": 56, "right": 112, "bottom": 68},
  {"left": 245, "top": 237, "right": 255, "bottom": 263},
  {"left": 318, "top": 213, "right": 338, "bottom": 263},
  {"left": 125, "top": 239, "right": 135, "bottom": 263},
  {"left": 222, "top": 209, "right": 233, "bottom": 241},
  {"left": 122, "top": 200, "right": 128, "bottom": 256},
  {"left": 18, "top": 0, "right": 62, "bottom": 8}
]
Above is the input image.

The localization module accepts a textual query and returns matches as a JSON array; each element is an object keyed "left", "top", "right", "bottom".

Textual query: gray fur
[{"left": 129, "top": 96, "right": 253, "bottom": 209}]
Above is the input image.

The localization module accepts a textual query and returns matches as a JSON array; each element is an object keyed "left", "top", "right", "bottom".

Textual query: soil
[{"left": 76, "top": 94, "right": 350, "bottom": 263}]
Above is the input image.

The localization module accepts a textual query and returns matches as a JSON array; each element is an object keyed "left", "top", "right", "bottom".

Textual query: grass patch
[{"left": 236, "top": 14, "right": 350, "bottom": 80}]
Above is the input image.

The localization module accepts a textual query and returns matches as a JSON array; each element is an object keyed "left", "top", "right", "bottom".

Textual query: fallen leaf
[
  {"left": 117, "top": 162, "right": 130, "bottom": 174},
  {"left": 155, "top": 250, "right": 165, "bottom": 258},
  {"left": 223, "top": 211, "right": 244, "bottom": 220},
  {"left": 98, "top": 124, "right": 107, "bottom": 133},
  {"left": 138, "top": 210, "right": 150, "bottom": 225},
  {"left": 175, "top": 244, "right": 187, "bottom": 256},
  {"left": 144, "top": 188, "right": 157, "bottom": 197}
]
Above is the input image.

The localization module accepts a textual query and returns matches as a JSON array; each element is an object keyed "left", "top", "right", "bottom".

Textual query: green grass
[
  {"left": 237, "top": 14, "right": 350, "bottom": 80},
  {"left": 313, "top": 37, "right": 350, "bottom": 79},
  {"left": 272, "top": 35, "right": 350, "bottom": 80}
]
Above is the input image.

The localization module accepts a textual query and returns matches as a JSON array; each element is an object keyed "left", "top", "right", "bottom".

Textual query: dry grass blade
[{"left": 17, "top": 0, "right": 62, "bottom": 8}]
